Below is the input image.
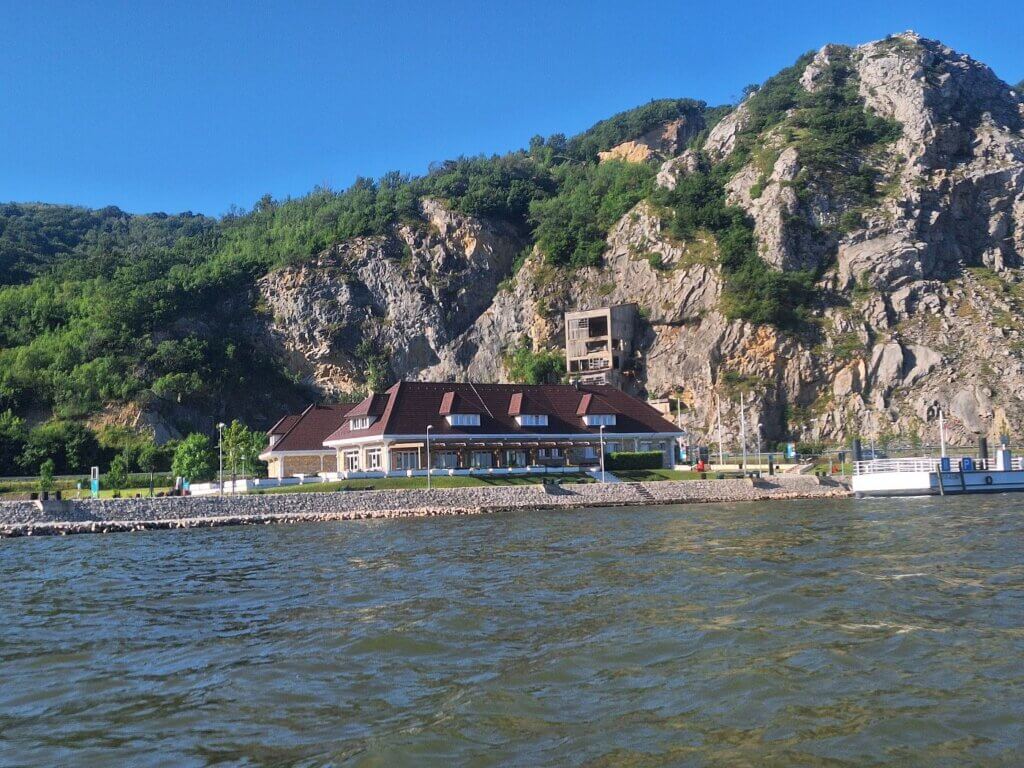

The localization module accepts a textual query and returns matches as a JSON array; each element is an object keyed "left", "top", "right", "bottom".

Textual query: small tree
[
  {"left": 106, "top": 453, "right": 129, "bottom": 495},
  {"left": 222, "top": 420, "right": 268, "bottom": 486},
  {"left": 138, "top": 443, "right": 159, "bottom": 497},
  {"left": 172, "top": 433, "right": 216, "bottom": 484},
  {"left": 39, "top": 458, "right": 55, "bottom": 494},
  {"left": 504, "top": 339, "right": 564, "bottom": 385}
]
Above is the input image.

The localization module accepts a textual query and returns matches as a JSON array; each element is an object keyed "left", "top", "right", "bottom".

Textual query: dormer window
[
  {"left": 446, "top": 413, "right": 481, "bottom": 426},
  {"left": 516, "top": 414, "right": 548, "bottom": 427},
  {"left": 584, "top": 414, "right": 616, "bottom": 427},
  {"left": 350, "top": 416, "right": 375, "bottom": 430}
]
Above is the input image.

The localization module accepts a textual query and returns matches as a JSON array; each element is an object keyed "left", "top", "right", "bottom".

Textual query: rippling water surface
[{"left": 2, "top": 496, "right": 1023, "bottom": 766}]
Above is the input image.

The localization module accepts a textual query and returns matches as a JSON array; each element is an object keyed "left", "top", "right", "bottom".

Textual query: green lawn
[
  {"left": 255, "top": 473, "right": 596, "bottom": 494},
  {"left": 612, "top": 469, "right": 705, "bottom": 482},
  {"left": 0, "top": 486, "right": 174, "bottom": 500}
]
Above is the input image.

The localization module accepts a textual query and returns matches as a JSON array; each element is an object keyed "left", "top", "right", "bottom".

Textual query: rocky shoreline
[{"left": 0, "top": 476, "right": 850, "bottom": 538}]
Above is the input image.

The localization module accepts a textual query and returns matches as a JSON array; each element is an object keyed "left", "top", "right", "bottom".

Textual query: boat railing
[
  {"left": 853, "top": 457, "right": 939, "bottom": 475},
  {"left": 855, "top": 455, "right": 1024, "bottom": 474}
]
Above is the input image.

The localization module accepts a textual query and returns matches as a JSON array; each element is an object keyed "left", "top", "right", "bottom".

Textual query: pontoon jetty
[{"left": 852, "top": 442, "right": 1024, "bottom": 497}]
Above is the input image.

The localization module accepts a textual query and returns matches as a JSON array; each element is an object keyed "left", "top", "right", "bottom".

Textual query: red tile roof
[
  {"left": 268, "top": 403, "right": 358, "bottom": 453},
  {"left": 507, "top": 391, "right": 546, "bottom": 416},
  {"left": 346, "top": 391, "right": 393, "bottom": 419},
  {"left": 324, "top": 382, "right": 680, "bottom": 444},
  {"left": 267, "top": 415, "right": 300, "bottom": 435}
]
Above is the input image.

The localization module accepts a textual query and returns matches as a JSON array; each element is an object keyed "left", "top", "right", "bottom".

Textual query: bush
[
  {"left": 605, "top": 451, "right": 664, "bottom": 470},
  {"left": 503, "top": 341, "right": 564, "bottom": 385}
]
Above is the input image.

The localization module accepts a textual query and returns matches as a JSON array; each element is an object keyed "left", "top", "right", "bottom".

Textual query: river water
[{"left": 1, "top": 496, "right": 1021, "bottom": 766}]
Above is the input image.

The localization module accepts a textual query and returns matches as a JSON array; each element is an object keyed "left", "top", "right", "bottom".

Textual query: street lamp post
[
  {"left": 216, "top": 422, "right": 226, "bottom": 496},
  {"left": 599, "top": 425, "right": 606, "bottom": 483},
  {"left": 739, "top": 392, "right": 747, "bottom": 474},
  {"left": 756, "top": 422, "right": 762, "bottom": 473},
  {"left": 426, "top": 424, "right": 433, "bottom": 490}
]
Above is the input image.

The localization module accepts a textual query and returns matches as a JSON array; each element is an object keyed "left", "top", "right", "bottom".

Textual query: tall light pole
[
  {"left": 739, "top": 392, "right": 747, "bottom": 473},
  {"left": 426, "top": 424, "right": 433, "bottom": 490},
  {"left": 716, "top": 395, "right": 725, "bottom": 468},
  {"left": 599, "top": 425, "right": 606, "bottom": 483},
  {"left": 756, "top": 421, "right": 762, "bottom": 472},
  {"left": 216, "top": 422, "right": 226, "bottom": 495}
]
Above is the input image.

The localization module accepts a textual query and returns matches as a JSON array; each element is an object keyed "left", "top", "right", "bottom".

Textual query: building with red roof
[
  {"left": 316, "top": 381, "right": 682, "bottom": 475},
  {"left": 260, "top": 403, "right": 357, "bottom": 478}
]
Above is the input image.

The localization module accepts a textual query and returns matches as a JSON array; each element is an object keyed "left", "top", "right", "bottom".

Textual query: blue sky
[{"left": 2, "top": 0, "right": 1021, "bottom": 216}]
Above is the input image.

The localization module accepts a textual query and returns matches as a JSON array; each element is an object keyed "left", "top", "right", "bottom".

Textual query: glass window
[
  {"left": 365, "top": 449, "right": 382, "bottom": 470},
  {"left": 350, "top": 416, "right": 373, "bottom": 430},
  {"left": 471, "top": 451, "right": 492, "bottom": 468},
  {"left": 434, "top": 451, "right": 460, "bottom": 469},
  {"left": 343, "top": 450, "right": 360, "bottom": 471},
  {"left": 517, "top": 414, "right": 548, "bottom": 427},
  {"left": 504, "top": 450, "right": 527, "bottom": 468},
  {"left": 583, "top": 414, "right": 616, "bottom": 426},
  {"left": 392, "top": 451, "right": 419, "bottom": 471},
  {"left": 446, "top": 414, "right": 481, "bottom": 426}
]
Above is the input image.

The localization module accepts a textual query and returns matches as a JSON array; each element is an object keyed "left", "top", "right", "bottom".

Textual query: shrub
[
  {"left": 503, "top": 340, "right": 564, "bottom": 385},
  {"left": 605, "top": 451, "right": 664, "bottom": 470},
  {"left": 38, "top": 459, "right": 55, "bottom": 493}
]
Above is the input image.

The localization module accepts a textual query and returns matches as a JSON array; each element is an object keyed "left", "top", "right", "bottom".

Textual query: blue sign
[
  {"left": 785, "top": 442, "right": 796, "bottom": 459},
  {"left": 90, "top": 479, "right": 99, "bottom": 498}
]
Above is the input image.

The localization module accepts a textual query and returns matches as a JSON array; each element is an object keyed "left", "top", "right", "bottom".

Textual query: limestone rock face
[
  {"left": 260, "top": 33, "right": 1024, "bottom": 447},
  {"left": 656, "top": 150, "right": 702, "bottom": 190},
  {"left": 704, "top": 104, "right": 751, "bottom": 161},
  {"left": 258, "top": 199, "right": 524, "bottom": 394},
  {"left": 599, "top": 115, "right": 705, "bottom": 164}
]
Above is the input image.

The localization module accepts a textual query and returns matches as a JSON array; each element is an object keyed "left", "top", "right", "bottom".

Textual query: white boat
[{"left": 852, "top": 448, "right": 1024, "bottom": 497}]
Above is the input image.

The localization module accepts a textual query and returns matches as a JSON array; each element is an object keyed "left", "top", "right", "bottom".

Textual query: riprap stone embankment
[{"left": 0, "top": 476, "right": 849, "bottom": 537}]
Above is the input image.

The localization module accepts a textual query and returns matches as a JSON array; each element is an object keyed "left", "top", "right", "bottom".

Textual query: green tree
[
  {"left": 38, "top": 458, "right": 55, "bottom": 494},
  {"left": 356, "top": 339, "right": 393, "bottom": 392},
  {"left": 222, "top": 420, "right": 266, "bottom": 484},
  {"left": 138, "top": 442, "right": 159, "bottom": 496},
  {"left": 504, "top": 341, "right": 565, "bottom": 385},
  {"left": 19, "top": 421, "right": 100, "bottom": 474},
  {"left": 106, "top": 453, "right": 129, "bottom": 493},
  {"left": 171, "top": 433, "right": 216, "bottom": 483},
  {"left": 0, "top": 409, "right": 27, "bottom": 475}
]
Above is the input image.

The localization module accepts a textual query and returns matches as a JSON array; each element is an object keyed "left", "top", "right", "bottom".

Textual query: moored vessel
[{"left": 852, "top": 444, "right": 1024, "bottom": 497}]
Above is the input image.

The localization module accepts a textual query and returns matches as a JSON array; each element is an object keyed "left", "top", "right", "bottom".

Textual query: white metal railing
[
  {"left": 855, "top": 455, "right": 1024, "bottom": 475},
  {"left": 854, "top": 457, "right": 939, "bottom": 475}
]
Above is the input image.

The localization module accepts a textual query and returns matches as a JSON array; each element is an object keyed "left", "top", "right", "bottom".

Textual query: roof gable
[{"left": 270, "top": 403, "right": 358, "bottom": 452}]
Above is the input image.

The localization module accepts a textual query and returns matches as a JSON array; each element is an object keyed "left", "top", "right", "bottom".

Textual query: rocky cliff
[{"left": 260, "top": 33, "right": 1024, "bottom": 447}]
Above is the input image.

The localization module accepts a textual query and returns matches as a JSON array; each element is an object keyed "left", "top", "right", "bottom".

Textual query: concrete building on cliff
[{"left": 564, "top": 304, "right": 638, "bottom": 389}]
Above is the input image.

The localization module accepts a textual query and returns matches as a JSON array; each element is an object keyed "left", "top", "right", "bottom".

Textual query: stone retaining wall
[{"left": 0, "top": 476, "right": 849, "bottom": 537}]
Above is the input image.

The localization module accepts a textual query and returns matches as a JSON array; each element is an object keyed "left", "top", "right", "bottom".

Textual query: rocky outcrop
[
  {"left": 259, "top": 199, "right": 525, "bottom": 393},
  {"left": 261, "top": 33, "right": 1024, "bottom": 448},
  {"left": 599, "top": 115, "right": 705, "bottom": 164}
]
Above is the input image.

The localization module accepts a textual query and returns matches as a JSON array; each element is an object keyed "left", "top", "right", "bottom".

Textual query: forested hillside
[
  {"left": 2, "top": 33, "right": 1023, "bottom": 479},
  {"left": 0, "top": 99, "right": 712, "bottom": 474}
]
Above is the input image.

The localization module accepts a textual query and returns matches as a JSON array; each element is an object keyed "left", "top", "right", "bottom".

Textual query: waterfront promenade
[{"left": 0, "top": 476, "right": 848, "bottom": 537}]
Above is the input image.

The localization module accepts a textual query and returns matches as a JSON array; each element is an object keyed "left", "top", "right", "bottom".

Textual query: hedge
[{"left": 605, "top": 451, "right": 664, "bottom": 470}]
